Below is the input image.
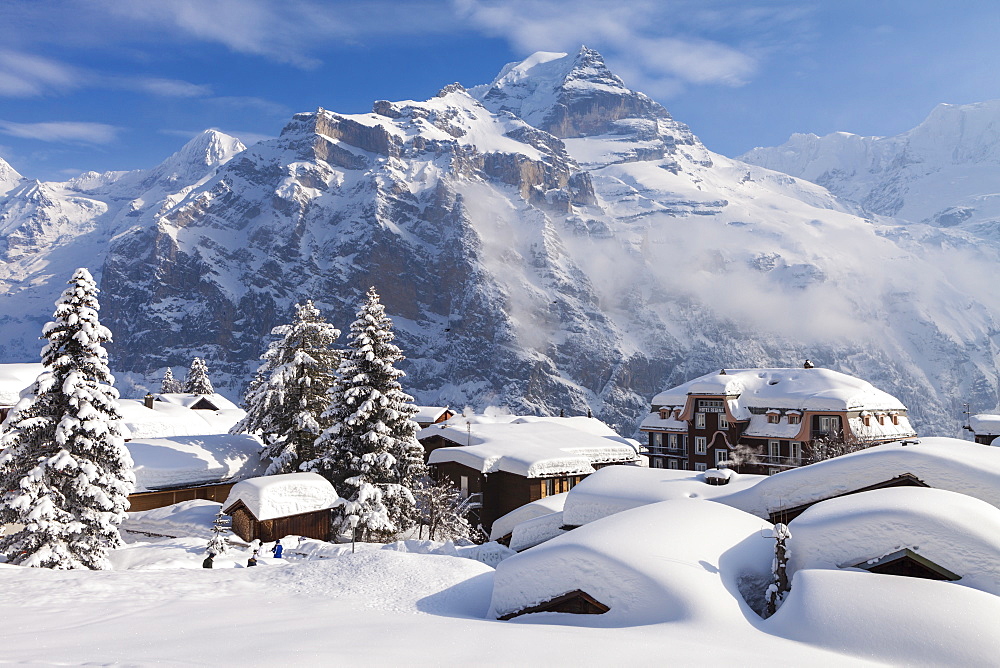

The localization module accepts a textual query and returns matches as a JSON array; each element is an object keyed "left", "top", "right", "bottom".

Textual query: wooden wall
[
  {"left": 128, "top": 482, "right": 237, "bottom": 513},
  {"left": 227, "top": 504, "right": 332, "bottom": 543}
]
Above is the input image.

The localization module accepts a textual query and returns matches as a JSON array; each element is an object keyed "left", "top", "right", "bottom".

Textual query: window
[
  {"left": 790, "top": 442, "right": 802, "bottom": 461},
  {"left": 680, "top": 435, "right": 688, "bottom": 452},
  {"left": 715, "top": 449, "right": 729, "bottom": 466},
  {"left": 891, "top": 414, "right": 900, "bottom": 425},
  {"left": 668, "top": 459, "right": 679, "bottom": 470},
  {"left": 788, "top": 414, "right": 800, "bottom": 425},
  {"left": 768, "top": 467, "right": 780, "bottom": 476},
  {"left": 659, "top": 408, "right": 668, "bottom": 420},
  {"left": 862, "top": 415, "right": 871, "bottom": 426},
  {"left": 668, "top": 433, "right": 678, "bottom": 449},
  {"left": 697, "top": 399, "right": 724, "bottom": 413},
  {"left": 769, "top": 440, "right": 781, "bottom": 459},
  {"left": 695, "top": 436, "right": 707, "bottom": 454},
  {"left": 651, "top": 458, "right": 663, "bottom": 469},
  {"left": 695, "top": 463, "right": 707, "bottom": 472},
  {"left": 878, "top": 414, "right": 886, "bottom": 425},
  {"left": 695, "top": 412, "right": 706, "bottom": 429},
  {"left": 719, "top": 414, "right": 729, "bottom": 429},
  {"left": 460, "top": 475, "right": 469, "bottom": 498},
  {"left": 767, "top": 413, "right": 780, "bottom": 424},
  {"left": 544, "top": 479, "right": 555, "bottom": 496},
  {"left": 817, "top": 415, "right": 841, "bottom": 435}
]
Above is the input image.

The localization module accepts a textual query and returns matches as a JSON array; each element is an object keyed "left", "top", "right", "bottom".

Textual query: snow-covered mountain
[
  {"left": 1, "top": 48, "right": 999, "bottom": 436},
  {"left": 740, "top": 100, "right": 1000, "bottom": 239}
]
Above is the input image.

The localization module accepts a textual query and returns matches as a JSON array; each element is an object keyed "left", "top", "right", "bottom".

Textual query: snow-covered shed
[
  {"left": 420, "top": 414, "right": 641, "bottom": 532},
  {"left": 719, "top": 437, "right": 1000, "bottom": 523},
  {"left": 413, "top": 405, "right": 455, "bottom": 428},
  {"left": 154, "top": 392, "right": 240, "bottom": 412},
  {"left": 639, "top": 365, "right": 915, "bottom": 474},
  {"left": 127, "top": 433, "right": 266, "bottom": 512},
  {"left": 786, "top": 487, "right": 1000, "bottom": 596},
  {"left": 0, "top": 362, "right": 43, "bottom": 421},
  {"left": 967, "top": 413, "right": 1000, "bottom": 445},
  {"left": 222, "top": 472, "right": 339, "bottom": 542}
]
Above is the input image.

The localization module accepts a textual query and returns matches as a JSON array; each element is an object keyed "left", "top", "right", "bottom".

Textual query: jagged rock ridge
[{"left": 1, "top": 50, "right": 999, "bottom": 437}]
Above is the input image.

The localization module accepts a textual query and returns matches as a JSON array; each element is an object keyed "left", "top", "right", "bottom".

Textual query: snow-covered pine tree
[
  {"left": 0, "top": 268, "right": 135, "bottom": 569},
  {"left": 160, "top": 367, "right": 183, "bottom": 394},
  {"left": 764, "top": 523, "right": 792, "bottom": 617},
  {"left": 231, "top": 300, "right": 341, "bottom": 474},
  {"left": 311, "top": 287, "right": 426, "bottom": 542},
  {"left": 206, "top": 510, "right": 233, "bottom": 555},
  {"left": 184, "top": 357, "right": 214, "bottom": 394}
]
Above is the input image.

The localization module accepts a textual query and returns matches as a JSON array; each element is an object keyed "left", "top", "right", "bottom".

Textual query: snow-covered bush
[{"left": 764, "top": 523, "right": 792, "bottom": 617}]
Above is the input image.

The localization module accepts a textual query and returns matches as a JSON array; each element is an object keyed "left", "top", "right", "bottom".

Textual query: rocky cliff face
[{"left": 2, "top": 51, "right": 999, "bottom": 436}]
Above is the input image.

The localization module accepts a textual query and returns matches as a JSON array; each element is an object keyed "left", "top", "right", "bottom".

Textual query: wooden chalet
[
  {"left": 420, "top": 415, "right": 641, "bottom": 533},
  {"left": 413, "top": 406, "right": 455, "bottom": 429},
  {"left": 846, "top": 547, "right": 961, "bottom": 581},
  {"left": 497, "top": 589, "right": 609, "bottom": 620},
  {"left": 222, "top": 472, "right": 339, "bottom": 542},
  {"left": 966, "top": 414, "right": 1000, "bottom": 445},
  {"left": 639, "top": 363, "right": 916, "bottom": 475}
]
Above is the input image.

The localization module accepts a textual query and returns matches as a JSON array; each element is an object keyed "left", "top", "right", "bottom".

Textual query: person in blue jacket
[{"left": 271, "top": 539, "right": 283, "bottom": 559}]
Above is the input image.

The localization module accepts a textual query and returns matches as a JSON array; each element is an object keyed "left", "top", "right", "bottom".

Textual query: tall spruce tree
[
  {"left": 160, "top": 367, "right": 183, "bottom": 394},
  {"left": 184, "top": 357, "right": 214, "bottom": 394},
  {"left": 0, "top": 268, "right": 135, "bottom": 569},
  {"left": 232, "top": 300, "right": 341, "bottom": 474},
  {"left": 311, "top": 287, "right": 426, "bottom": 542}
]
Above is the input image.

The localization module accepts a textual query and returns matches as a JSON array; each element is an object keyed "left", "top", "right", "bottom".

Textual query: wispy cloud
[
  {"left": 0, "top": 49, "right": 210, "bottom": 99},
  {"left": 0, "top": 51, "right": 81, "bottom": 96},
  {"left": 0, "top": 120, "right": 119, "bottom": 144},
  {"left": 453, "top": 0, "right": 808, "bottom": 95}
]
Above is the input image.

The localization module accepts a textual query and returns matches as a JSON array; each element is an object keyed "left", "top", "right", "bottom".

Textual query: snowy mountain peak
[
  {"left": 172, "top": 129, "right": 247, "bottom": 170},
  {"left": 474, "top": 47, "right": 670, "bottom": 138},
  {"left": 0, "top": 155, "right": 24, "bottom": 196},
  {"left": 740, "top": 98, "right": 1000, "bottom": 225}
]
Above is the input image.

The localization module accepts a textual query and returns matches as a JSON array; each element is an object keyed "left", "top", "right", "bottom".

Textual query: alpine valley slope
[{"left": 1, "top": 48, "right": 999, "bottom": 436}]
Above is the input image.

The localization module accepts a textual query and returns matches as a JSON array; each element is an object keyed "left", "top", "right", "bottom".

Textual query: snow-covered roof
[
  {"left": 119, "top": 397, "right": 245, "bottom": 439},
  {"left": 969, "top": 414, "right": 1000, "bottom": 436},
  {"left": 489, "top": 498, "right": 773, "bottom": 624},
  {"left": 560, "top": 465, "right": 764, "bottom": 527},
  {"left": 0, "top": 362, "right": 43, "bottom": 406},
  {"left": 489, "top": 492, "right": 568, "bottom": 541},
  {"left": 222, "top": 472, "right": 339, "bottom": 521},
  {"left": 508, "top": 510, "right": 567, "bottom": 552},
  {"left": 413, "top": 405, "right": 451, "bottom": 424},
  {"left": 128, "top": 433, "right": 265, "bottom": 493},
  {"left": 154, "top": 392, "right": 240, "bottom": 411},
  {"left": 650, "top": 367, "right": 907, "bottom": 417},
  {"left": 423, "top": 415, "right": 640, "bottom": 478},
  {"left": 787, "top": 487, "right": 1000, "bottom": 598},
  {"left": 719, "top": 437, "right": 1000, "bottom": 519}
]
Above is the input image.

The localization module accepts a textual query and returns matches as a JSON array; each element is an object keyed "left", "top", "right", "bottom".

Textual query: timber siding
[
  {"left": 225, "top": 500, "right": 332, "bottom": 543},
  {"left": 128, "top": 482, "right": 237, "bottom": 512}
]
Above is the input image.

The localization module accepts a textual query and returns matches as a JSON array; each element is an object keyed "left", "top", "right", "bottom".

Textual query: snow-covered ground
[{"left": 4, "top": 485, "right": 998, "bottom": 665}]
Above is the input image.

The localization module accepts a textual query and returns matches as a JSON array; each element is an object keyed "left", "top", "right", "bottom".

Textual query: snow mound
[
  {"left": 0, "top": 362, "right": 43, "bottom": 406},
  {"left": 720, "top": 437, "right": 1000, "bottom": 519},
  {"left": 561, "top": 465, "right": 764, "bottom": 527},
  {"left": 787, "top": 487, "right": 1000, "bottom": 596},
  {"left": 489, "top": 499, "right": 772, "bottom": 625},
  {"left": 123, "top": 499, "right": 221, "bottom": 539},
  {"left": 222, "top": 472, "right": 338, "bottom": 520},
  {"left": 489, "top": 491, "right": 567, "bottom": 541},
  {"left": 508, "top": 511, "right": 567, "bottom": 552},
  {"left": 766, "top": 569, "right": 1000, "bottom": 666}
]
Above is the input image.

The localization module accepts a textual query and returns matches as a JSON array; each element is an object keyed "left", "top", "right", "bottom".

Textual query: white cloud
[
  {"left": 452, "top": 0, "right": 809, "bottom": 95},
  {"left": 0, "top": 51, "right": 81, "bottom": 96},
  {"left": 0, "top": 120, "right": 119, "bottom": 144},
  {"left": 125, "top": 78, "right": 212, "bottom": 98}
]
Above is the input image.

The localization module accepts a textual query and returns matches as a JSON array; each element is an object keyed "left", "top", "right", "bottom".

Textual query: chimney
[
  {"left": 560, "top": 408, "right": 565, "bottom": 418},
  {"left": 587, "top": 408, "right": 593, "bottom": 418},
  {"left": 803, "top": 359, "right": 814, "bottom": 369},
  {"left": 144, "top": 393, "right": 155, "bottom": 409}
]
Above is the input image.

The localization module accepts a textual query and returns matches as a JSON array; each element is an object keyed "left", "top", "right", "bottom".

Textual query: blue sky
[{"left": 2, "top": 0, "right": 998, "bottom": 181}]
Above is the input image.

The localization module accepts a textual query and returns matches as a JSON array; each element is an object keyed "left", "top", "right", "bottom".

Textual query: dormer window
[
  {"left": 767, "top": 413, "right": 780, "bottom": 424},
  {"left": 891, "top": 413, "right": 899, "bottom": 425},
  {"left": 659, "top": 408, "right": 668, "bottom": 420},
  {"left": 673, "top": 408, "right": 681, "bottom": 419},
  {"left": 788, "top": 414, "right": 801, "bottom": 425},
  {"left": 861, "top": 413, "right": 871, "bottom": 427}
]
